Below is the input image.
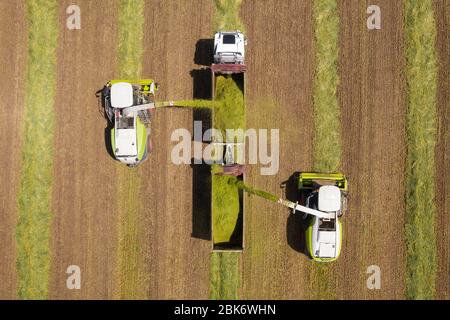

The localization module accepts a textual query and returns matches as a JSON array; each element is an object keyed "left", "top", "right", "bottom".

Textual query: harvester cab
[
  {"left": 102, "top": 79, "right": 158, "bottom": 167},
  {"left": 298, "top": 173, "right": 348, "bottom": 262}
]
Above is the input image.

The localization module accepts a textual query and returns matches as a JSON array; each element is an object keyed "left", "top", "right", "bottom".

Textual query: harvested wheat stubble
[
  {"left": 138, "top": 0, "right": 213, "bottom": 299},
  {"left": 0, "top": 0, "right": 27, "bottom": 300},
  {"left": 338, "top": 0, "right": 406, "bottom": 299},
  {"left": 240, "top": 0, "right": 314, "bottom": 299},
  {"left": 434, "top": 0, "right": 450, "bottom": 300},
  {"left": 50, "top": 0, "right": 119, "bottom": 299}
]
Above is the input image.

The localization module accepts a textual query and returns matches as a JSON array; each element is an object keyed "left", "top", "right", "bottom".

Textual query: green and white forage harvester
[
  {"left": 101, "top": 79, "right": 173, "bottom": 167},
  {"left": 261, "top": 172, "right": 348, "bottom": 262},
  {"left": 212, "top": 169, "right": 348, "bottom": 261},
  {"left": 297, "top": 173, "right": 348, "bottom": 262}
]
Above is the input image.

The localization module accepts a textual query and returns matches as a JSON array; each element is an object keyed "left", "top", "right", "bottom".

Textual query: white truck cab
[{"left": 213, "top": 31, "right": 246, "bottom": 65}]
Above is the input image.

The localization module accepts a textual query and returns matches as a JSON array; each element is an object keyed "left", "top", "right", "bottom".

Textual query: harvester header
[{"left": 298, "top": 172, "right": 348, "bottom": 191}]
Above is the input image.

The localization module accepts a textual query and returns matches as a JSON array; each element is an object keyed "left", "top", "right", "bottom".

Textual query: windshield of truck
[{"left": 223, "top": 34, "right": 236, "bottom": 44}]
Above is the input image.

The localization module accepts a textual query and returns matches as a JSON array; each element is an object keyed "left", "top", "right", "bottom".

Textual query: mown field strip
[
  {"left": 16, "top": 0, "right": 58, "bottom": 299},
  {"left": 210, "top": 0, "right": 245, "bottom": 300},
  {"left": 213, "top": 0, "right": 245, "bottom": 32},
  {"left": 116, "top": 0, "right": 147, "bottom": 299},
  {"left": 210, "top": 252, "right": 240, "bottom": 299},
  {"left": 404, "top": 0, "right": 438, "bottom": 300},
  {"left": 309, "top": 0, "right": 340, "bottom": 299},
  {"left": 312, "top": 0, "right": 341, "bottom": 173}
]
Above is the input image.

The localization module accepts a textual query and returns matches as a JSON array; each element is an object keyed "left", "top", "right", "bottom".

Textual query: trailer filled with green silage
[{"left": 211, "top": 72, "right": 246, "bottom": 251}]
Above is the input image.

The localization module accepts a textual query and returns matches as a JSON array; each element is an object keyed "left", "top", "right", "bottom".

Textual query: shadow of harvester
[
  {"left": 284, "top": 172, "right": 310, "bottom": 258},
  {"left": 96, "top": 87, "right": 115, "bottom": 160}
]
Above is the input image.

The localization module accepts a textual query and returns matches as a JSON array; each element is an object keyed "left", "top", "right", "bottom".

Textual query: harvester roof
[
  {"left": 111, "top": 82, "right": 133, "bottom": 109},
  {"left": 318, "top": 185, "right": 341, "bottom": 212}
]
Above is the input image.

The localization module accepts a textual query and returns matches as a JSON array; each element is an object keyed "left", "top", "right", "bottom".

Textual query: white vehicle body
[
  {"left": 277, "top": 185, "right": 342, "bottom": 259},
  {"left": 114, "top": 115, "right": 138, "bottom": 165},
  {"left": 109, "top": 82, "right": 151, "bottom": 166},
  {"left": 111, "top": 82, "right": 133, "bottom": 109},
  {"left": 213, "top": 31, "right": 246, "bottom": 64},
  {"left": 111, "top": 83, "right": 138, "bottom": 165},
  {"left": 309, "top": 215, "right": 341, "bottom": 259},
  {"left": 305, "top": 186, "right": 342, "bottom": 260}
]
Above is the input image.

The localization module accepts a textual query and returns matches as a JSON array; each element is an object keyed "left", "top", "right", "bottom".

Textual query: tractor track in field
[
  {"left": 435, "top": 0, "right": 450, "bottom": 300},
  {"left": 240, "top": 0, "right": 314, "bottom": 299},
  {"left": 0, "top": 0, "right": 27, "bottom": 299},
  {"left": 50, "top": 0, "right": 119, "bottom": 299},
  {"left": 136, "top": 0, "right": 214, "bottom": 299},
  {"left": 337, "top": 0, "right": 406, "bottom": 299}
]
